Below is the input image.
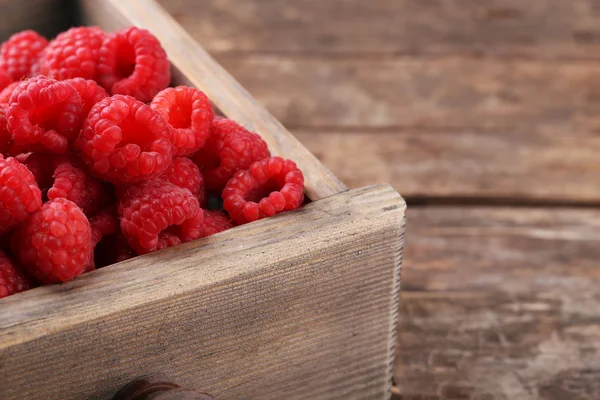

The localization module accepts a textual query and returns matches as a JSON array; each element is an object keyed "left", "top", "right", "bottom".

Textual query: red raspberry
[
  {"left": 97, "top": 27, "right": 170, "bottom": 103},
  {"left": 0, "top": 250, "right": 34, "bottom": 298},
  {"left": 0, "top": 154, "right": 43, "bottom": 233},
  {"left": 62, "top": 78, "right": 108, "bottom": 119},
  {"left": 6, "top": 76, "right": 82, "bottom": 154},
  {"left": 160, "top": 157, "right": 205, "bottom": 204},
  {"left": 0, "top": 105, "right": 10, "bottom": 154},
  {"left": 76, "top": 94, "right": 172, "bottom": 184},
  {"left": 14, "top": 152, "right": 56, "bottom": 190},
  {"left": 0, "top": 69, "right": 12, "bottom": 92},
  {"left": 192, "top": 118, "right": 270, "bottom": 193},
  {"left": 198, "top": 210, "right": 233, "bottom": 237},
  {"left": 0, "top": 81, "right": 19, "bottom": 104},
  {"left": 0, "top": 30, "right": 48, "bottom": 81},
  {"left": 38, "top": 27, "right": 106, "bottom": 80},
  {"left": 223, "top": 157, "right": 304, "bottom": 225},
  {"left": 117, "top": 180, "right": 201, "bottom": 254},
  {"left": 48, "top": 157, "right": 108, "bottom": 216},
  {"left": 151, "top": 86, "right": 214, "bottom": 156},
  {"left": 11, "top": 198, "right": 93, "bottom": 283}
]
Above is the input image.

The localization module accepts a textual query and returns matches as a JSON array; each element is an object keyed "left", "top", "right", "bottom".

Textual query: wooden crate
[{"left": 0, "top": 1, "right": 406, "bottom": 399}]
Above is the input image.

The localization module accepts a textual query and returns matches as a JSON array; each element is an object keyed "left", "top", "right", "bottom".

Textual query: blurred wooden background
[{"left": 159, "top": 1, "right": 600, "bottom": 399}]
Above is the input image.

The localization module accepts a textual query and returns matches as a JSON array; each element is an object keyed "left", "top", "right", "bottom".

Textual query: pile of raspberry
[{"left": 0, "top": 26, "right": 305, "bottom": 299}]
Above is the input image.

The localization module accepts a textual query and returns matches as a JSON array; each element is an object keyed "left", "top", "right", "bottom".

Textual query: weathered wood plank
[
  {"left": 295, "top": 130, "right": 600, "bottom": 203},
  {"left": 218, "top": 56, "right": 600, "bottom": 131},
  {"left": 396, "top": 290, "right": 600, "bottom": 400},
  {"left": 1, "top": 185, "right": 405, "bottom": 400},
  {"left": 159, "top": 0, "right": 600, "bottom": 60},
  {"left": 77, "top": 0, "right": 347, "bottom": 201},
  {"left": 403, "top": 207, "right": 600, "bottom": 292}
]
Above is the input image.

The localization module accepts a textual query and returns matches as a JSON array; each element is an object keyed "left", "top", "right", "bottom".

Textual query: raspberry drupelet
[
  {"left": 222, "top": 156, "right": 304, "bottom": 225},
  {"left": 76, "top": 94, "right": 172, "bottom": 184},
  {"left": 97, "top": 27, "right": 170, "bottom": 103},
  {"left": 38, "top": 26, "right": 106, "bottom": 81},
  {"left": 192, "top": 118, "right": 270, "bottom": 193},
  {"left": 151, "top": 86, "right": 214, "bottom": 156},
  {"left": 48, "top": 157, "right": 109, "bottom": 216},
  {"left": 117, "top": 180, "right": 201, "bottom": 254},
  {"left": 197, "top": 209, "right": 233, "bottom": 237},
  {"left": 160, "top": 157, "right": 205, "bottom": 204},
  {"left": 0, "top": 81, "right": 19, "bottom": 104},
  {"left": 0, "top": 30, "right": 48, "bottom": 81},
  {"left": 0, "top": 154, "right": 43, "bottom": 233},
  {"left": 0, "top": 250, "right": 34, "bottom": 298},
  {"left": 0, "top": 105, "right": 10, "bottom": 154},
  {"left": 6, "top": 76, "right": 82, "bottom": 154},
  {"left": 62, "top": 78, "right": 108, "bottom": 119},
  {"left": 11, "top": 197, "right": 93, "bottom": 283},
  {"left": 0, "top": 69, "right": 12, "bottom": 92}
]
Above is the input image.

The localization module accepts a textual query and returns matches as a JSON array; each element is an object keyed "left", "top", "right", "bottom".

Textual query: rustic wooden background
[{"left": 158, "top": 1, "right": 600, "bottom": 399}]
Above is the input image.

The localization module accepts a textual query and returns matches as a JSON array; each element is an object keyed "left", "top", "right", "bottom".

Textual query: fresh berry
[
  {"left": 151, "top": 86, "right": 214, "bottom": 156},
  {"left": 192, "top": 118, "right": 270, "bottom": 193},
  {"left": 222, "top": 157, "right": 304, "bottom": 224},
  {"left": 97, "top": 27, "right": 170, "bottom": 103},
  {"left": 197, "top": 210, "right": 233, "bottom": 237},
  {"left": 38, "top": 27, "right": 106, "bottom": 80},
  {"left": 6, "top": 76, "right": 82, "bottom": 154},
  {"left": 76, "top": 94, "right": 172, "bottom": 184},
  {"left": 48, "top": 157, "right": 108, "bottom": 216},
  {"left": 0, "top": 81, "right": 19, "bottom": 104},
  {"left": 117, "top": 180, "right": 201, "bottom": 254},
  {"left": 0, "top": 69, "right": 12, "bottom": 92},
  {"left": 0, "top": 250, "right": 34, "bottom": 298},
  {"left": 62, "top": 78, "right": 108, "bottom": 119},
  {"left": 160, "top": 157, "right": 205, "bottom": 204},
  {"left": 0, "top": 30, "right": 48, "bottom": 81},
  {"left": 14, "top": 152, "right": 56, "bottom": 189},
  {"left": 11, "top": 197, "right": 93, "bottom": 283},
  {"left": 0, "top": 105, "right": 10, "bottom": 154},
  {"left": 0, "top": 154, "right": 43, "bottom": 233}
]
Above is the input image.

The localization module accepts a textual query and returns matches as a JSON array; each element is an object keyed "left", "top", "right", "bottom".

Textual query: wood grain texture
[
  {"left": 396, "top": 207, "right": 600, "bottom": 399},
  {"left": 396, "top": 290, "right": 600, "bottom": 400},
  {"left": 295, "top": 130, "right": 600, "bottom": 203},
  {"left": 403, "top": 207, "right": 600, "bottom": 292},
  {"left": 0, "top": 185, "right": 405, "bottom": 400},
  {"left": 76, "top": 0, "right": 347, "bottom": 201},
  {"left": 158, "top": 0, "right": 600, "bottom": 60},
  {"left": 0, "top": 0, "right": 70, "bottom": 40},
  {"left": 218, "top": 55, "right": 600, "bottom": 131}
]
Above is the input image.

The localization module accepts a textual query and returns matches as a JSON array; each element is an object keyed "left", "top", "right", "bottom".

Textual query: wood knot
[{"left": 113, "top": 374, "right": 217, "bottom": 400}]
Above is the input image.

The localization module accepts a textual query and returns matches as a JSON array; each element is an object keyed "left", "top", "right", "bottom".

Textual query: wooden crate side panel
[
  {"left": 0, "top": 185, "right": 405, "bottom": 400},
  {"left": 75, "top": 0, "right": 347, "bottom": 201}
]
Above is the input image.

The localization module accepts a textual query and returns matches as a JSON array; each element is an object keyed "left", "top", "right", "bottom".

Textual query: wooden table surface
[{"left": 159, "top": 1, "right": 600, "bottom": 398}]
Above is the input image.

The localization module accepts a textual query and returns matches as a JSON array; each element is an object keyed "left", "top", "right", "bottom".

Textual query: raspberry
[
  {"left": 0, "top": 154, "right": 43, "bottom": 233},
  {"left": 0, "top": 69, "right": 12, "bottom": 92},
  {"left": 0, "top": 30, "right": 48, "bottom": 81},
  {"left": 6, "top": 76, "right": 82, "bottom": 154},
  {"left": 97, "top": 27, "right": 170, "bottom": 103},
  {"left": 192, "top": 118, "right": 270, "bottom": 193},
  {"left": 222, "top": 157, "right": 304, "bottom": 224},
  {"left": 76, "top": 94, "right": 172, "bottom": 184},
  {"left": 198, "top": 210, "right": 233, "bottom": 237},
  {"left": 151, "top": 86, "right": 214, "bottom": 156},
  {"left": 0, "top": 250, "right": 34, "bottom": 298},
  {"left": 62, "top": 78, "right": 108, "bottom": 119},
  {"left": 0, "top": 105, "right": 10, "bottom": 154},
  {"left": 38, "top": 27, "right": 106, "bottom": 80},
  {"left": 117, "top": 180, "right": 201, "bottom": 254},
  {"left": 11, "top": 197, "right": 93, "bottom": 283},
  {"left": 160, "top": 157, "right": 205, "bottom": 204},
  {"left": 48, "top": 157, "right": 108, "bottom": 216},
  {"left": 14, "top": 152, "right": 56, "bottom": 190},
  {"left": 0, "top": 81, "right": 19, "bottom": 104}
]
